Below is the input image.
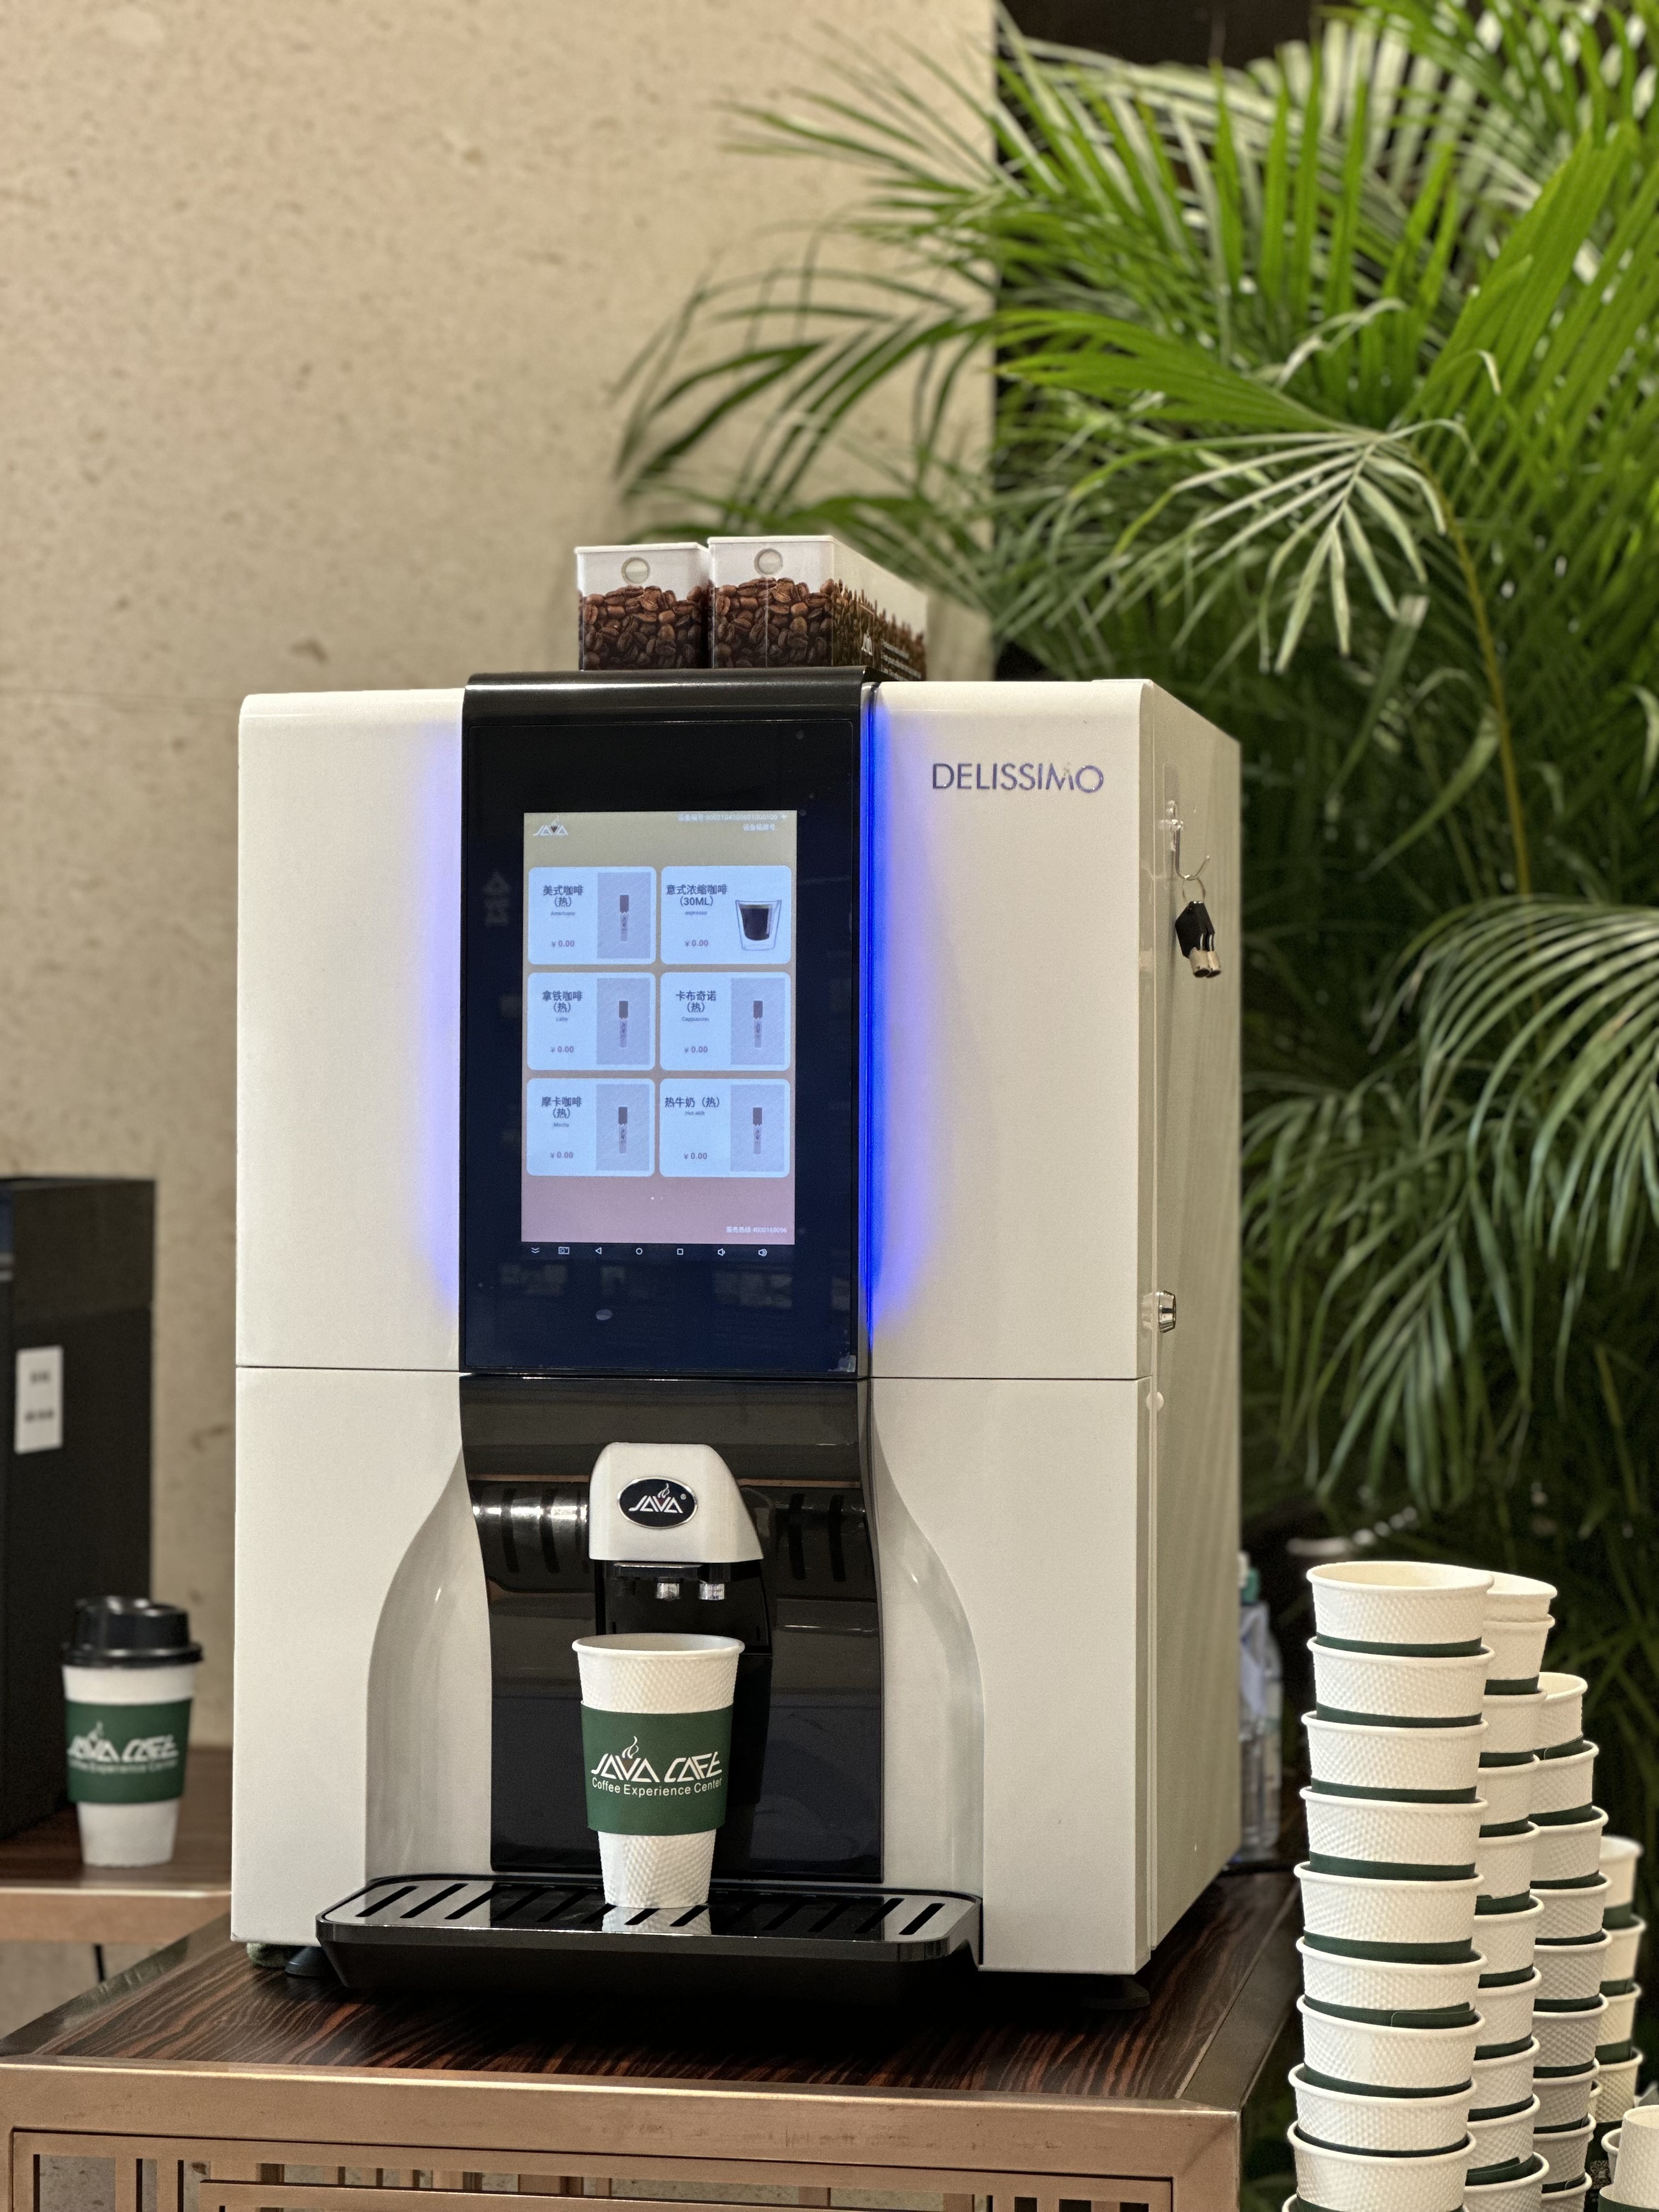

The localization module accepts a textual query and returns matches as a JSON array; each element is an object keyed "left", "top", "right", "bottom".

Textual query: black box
[{"left": 0, "top": 1178, "right": 154, "bottom": 1838}]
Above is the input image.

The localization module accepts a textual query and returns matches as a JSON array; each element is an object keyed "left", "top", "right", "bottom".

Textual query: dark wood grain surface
[
  {"left": 7, "top": 1867, "right": 1295, "bottom": 2106},
  {"left": 0, "top": 1746, "right": 230, "bottom": 1940}
]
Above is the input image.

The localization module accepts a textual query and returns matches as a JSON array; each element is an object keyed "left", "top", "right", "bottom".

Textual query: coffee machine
[{"left": 234, "top": 670, "right": 1240, "bottom": 1997}]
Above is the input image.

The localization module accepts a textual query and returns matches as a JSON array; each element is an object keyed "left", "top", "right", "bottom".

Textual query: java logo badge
[
  {"left": 619, "top": 1477, "right": 697, "bottom": 1528},
  {"left": 588, "top": 1736, "right": 725, "bottom": 1790},
  {"left": 591, "top": 1736, "right": 662, "bottom": 1787},
  {"left": 67, "top": 1718, "right": 180, "bottom": 1775}
]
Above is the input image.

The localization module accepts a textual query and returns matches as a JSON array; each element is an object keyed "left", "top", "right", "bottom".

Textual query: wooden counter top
[
  {"left": 3, "top": 1867, "right": 1296, "bottom": 2098},
  {"left": 0, "top": 1865, "right": 1297, "bottom": 2212}
]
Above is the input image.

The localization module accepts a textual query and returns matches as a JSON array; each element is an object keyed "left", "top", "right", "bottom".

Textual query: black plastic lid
[{"left": 63, "top": 1596, "right": 202, "bottom": 1668}]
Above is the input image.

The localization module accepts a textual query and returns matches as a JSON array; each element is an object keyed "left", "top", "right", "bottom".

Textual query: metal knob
[{"left": 1156, "top": 1290, "right": 1177, "bottom": 1334}]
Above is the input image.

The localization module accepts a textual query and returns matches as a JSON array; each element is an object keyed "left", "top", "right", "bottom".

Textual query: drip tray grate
[{"left": 318, "top": 1874, "right": 980, "bottom": 2004}]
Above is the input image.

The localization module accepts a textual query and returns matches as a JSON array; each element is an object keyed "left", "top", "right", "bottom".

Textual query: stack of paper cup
[
  {"left": 1603, "top": 2106, "right": 1659, "bottom": 2209},
  {"left": 1289, "top": 1562, "right": 1492, "bottom": 2211},
  {"left": 1521, "top": 1667, "right": 1612, "bottom": 2198},
  {"left": 1470, "top": 1575, "right": 1552, "bottom": 2195},
  {"left": 572, "top": 1632, "right": 743, "bottom": 1909},
  {"left": 1595, "top": 1835, "right": 1646, "bottom": 2131}
]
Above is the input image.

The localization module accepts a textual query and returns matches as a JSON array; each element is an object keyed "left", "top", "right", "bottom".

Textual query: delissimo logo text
[{"left": 932, "top": 761, "right": 1105, "bottom": 792}]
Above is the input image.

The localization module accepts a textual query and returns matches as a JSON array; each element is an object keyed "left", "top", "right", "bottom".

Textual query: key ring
[{"left": 1167, "top": 806, "right": 1210, "bottom": 904}]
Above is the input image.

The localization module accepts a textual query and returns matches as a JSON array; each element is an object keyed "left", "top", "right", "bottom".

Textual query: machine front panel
[{"left": 463, "top": 673, "right": 862, "bottom": 1377}]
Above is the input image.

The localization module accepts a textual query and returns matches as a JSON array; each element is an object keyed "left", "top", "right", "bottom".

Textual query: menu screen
[{"left": 522, "top": 809, "right": 797, "bottom": 1249}]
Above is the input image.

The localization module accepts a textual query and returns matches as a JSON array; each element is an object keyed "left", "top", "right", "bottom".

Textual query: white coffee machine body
[{"left": 233, "top": 675, "right": 1239, "bottom": 1976}]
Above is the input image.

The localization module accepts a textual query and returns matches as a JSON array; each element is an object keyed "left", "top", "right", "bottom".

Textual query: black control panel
[{"left": 462, "top": 670, "right": 864, "bottom": 1378}]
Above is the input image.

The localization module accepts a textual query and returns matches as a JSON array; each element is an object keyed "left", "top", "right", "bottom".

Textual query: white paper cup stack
[
  {"left": 1594, "top": 1834, "right": 1646, "bottom": 2136},
  {"left": 1474, "top": 1575, "right": 1556, "bottom": 2187},
  {"left": 1528, "top": 1671, "right": 1607, "bottom": 2177},
  {"left": 1292, "top": 1562, "right": 1496, "bottom": 2206}
]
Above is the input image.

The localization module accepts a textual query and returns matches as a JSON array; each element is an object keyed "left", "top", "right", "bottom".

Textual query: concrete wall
[{"left": 1, "top": 1, "right": 990, "bottom": 1743}]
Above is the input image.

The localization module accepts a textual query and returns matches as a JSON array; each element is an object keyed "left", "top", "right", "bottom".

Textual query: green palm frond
[
  {"left": 616, "top": 0, "right": 1659, "bottom": 1912},
  {"left": 1246, "top": 901, "right": 1659, "bottom": 1504},
  {"left": 622, "top": 17, "right": 1659, "bottom": 907}
]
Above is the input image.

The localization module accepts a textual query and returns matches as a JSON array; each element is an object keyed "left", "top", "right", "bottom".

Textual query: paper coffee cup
[
  {"left": 1462, "top": 2155, "right": 1545, "bottom": 2212},
  {"left": 1612, "top": 2108, "right": 1659, "bottom": 2207},
  {"left": 1304, "top": 1712, "right": 1486, "bottom": 1796},
  {"left": 1472, "top": 2038, "right": 1539, "bottom": 2116},
  {"left": 1475, "top": 1895, "right": 1542, "bottom": 1978},
  {"left": 1600, "top": 1983, "right": 1641, "bottom": 2048},
  {"left": 1474, "top": 1967, "right": 1541, "bottom": 2052},
  {"left": 1604, "top": 1916, "right": 1645, "bottom": 1983},
  {"left": 1484, "top": 1689, "right": 1547, "bottom": 1756},
  {"left": 62, "top": 1597, "right": 201, "bottom": 1867},
  {"left": 1531, "top": 1808, "right": 1607, "bottom": 1884},
  {"left": 1532, "top": 1995, "right": 1606, "bottom": 2072},
  {"left": 1289, "top": 2064, "right": 1474, "bottom": 2156},
  {"left": 1303, "top": 1785, "right": 1485, "bottom": 1873},
  {"left": 1483, "top": 1614, "right": 1554, "bottom": 1690},
  {"left": 1536, "top": 1876, "right": 1609, "bottom": 1941},
  {"left": 1469, "top": 2095, "right": 1539, "bottom": 2174},
  {"left": 1479, "top": 1756, "right": 1539, "bottom": 1826},
  {"left": 1296, "top": 1995, "right": 1481, "bottom": 2092},
  {"left": 1297, "top": 1936, "right": 1485, "bottom": 2017},
  {"left": 1534, "top": 1932, "right": 1610, "bottom": 2004},
  {"left": 1484, "top": 1574, "right": 1557, "bottom": 1623},
  {"left": 1536, "top": 1672, "right": 1587, "bottom": 1751},
  {"left": 1296, "top": 1861, "right": 1481, "bottom": 1953},
  {"left": 1476, "top": 1820, "right": 1538, "bottom": 1901},
  {"left": 1532, "top": 1745, "right": 1596, "bottom": 1821},
  {"left": 1602, "top": 1835, "right": 1644, "bottom": 1911},
  {"left": 1307, "top": 1560, "right": 1493, "bottom": 1648},
  {"left": 1311, "top": 1638, "right": 1490, "bottom": 1723},
  {"left": 573, "top": 1632, "right": 742, "bottom": 1909},
  {"left": 1534, "top": 2123, "right": 1591, "bottom": 2191},
  {"left": 1288, "top": 2125, "right": 1472, "bottom": 2212},
  {"left": 1531, "top": 2066, "right": 1596, "bottom": 2130},
  {"left": 1596, "top": 2053, "right": 1641, "bottom": 2131}
]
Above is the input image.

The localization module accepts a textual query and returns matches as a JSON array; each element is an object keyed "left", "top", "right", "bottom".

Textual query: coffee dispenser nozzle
[{"left": 586, "top": 1442, "right": 761, "bottom": 1569}]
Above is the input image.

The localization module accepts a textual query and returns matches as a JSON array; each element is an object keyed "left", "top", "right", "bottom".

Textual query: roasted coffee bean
[
  {"left": 712, "top": 574, "right": 924, "bottom": 676},
  {"left": 713, "top": 577, "right": 834, "bottom": 667},
  {"left": 579, "top": 582, "right": 709, "bottom": 670}
]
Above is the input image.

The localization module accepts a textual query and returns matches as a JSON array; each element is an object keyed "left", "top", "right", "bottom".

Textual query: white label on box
[{"left": 14, "top": 1346, "right": 63, "bottom": 1454}]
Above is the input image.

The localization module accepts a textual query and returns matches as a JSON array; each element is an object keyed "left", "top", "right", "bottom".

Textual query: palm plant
[{"left": 618, "top": 0, "right": 1659, "bottom": 1914}]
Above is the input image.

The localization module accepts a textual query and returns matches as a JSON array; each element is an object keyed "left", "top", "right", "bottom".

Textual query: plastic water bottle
[{"left": 1238, "top": 1551, "right": 1284, "bottom": 1860}]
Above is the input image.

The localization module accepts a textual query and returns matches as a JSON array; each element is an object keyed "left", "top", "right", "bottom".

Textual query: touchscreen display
[{"left": 522, "top": 809, "right": 797, "bottom": 1250}]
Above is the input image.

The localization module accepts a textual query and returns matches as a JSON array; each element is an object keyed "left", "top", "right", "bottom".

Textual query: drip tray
[{"left": 318, "top": 1874, "right": 981, "bottom": 2005}]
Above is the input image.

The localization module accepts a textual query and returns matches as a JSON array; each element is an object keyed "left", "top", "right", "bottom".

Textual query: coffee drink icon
[{"left": 737, "top": 899, "right": 781, "bottom": 951}]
